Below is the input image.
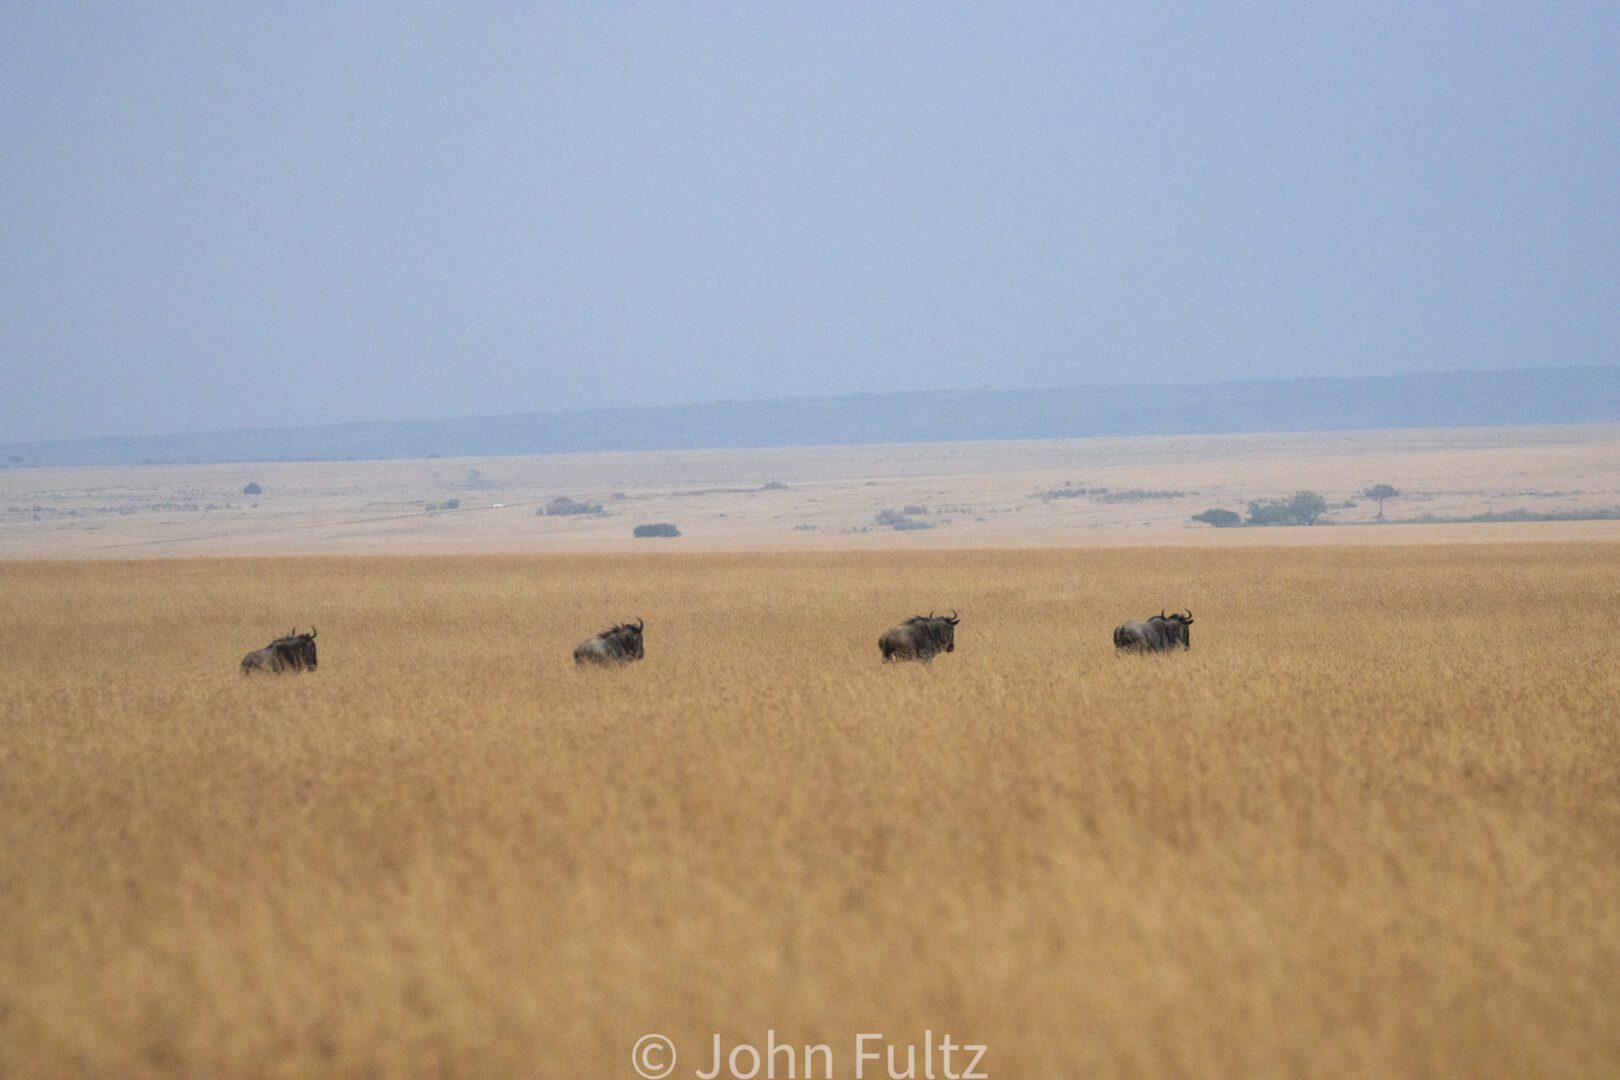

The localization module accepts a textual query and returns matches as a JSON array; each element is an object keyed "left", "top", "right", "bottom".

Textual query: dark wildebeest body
[
  {"left": 1114, "top": 611, "right": 1192, "bottom": 652},
  {"left": 240, "top": 627, "right": 318, "bottom": 673},
  {"left": 879, "top": 611, "right": 959, "bottom": 662},
  {"left": 574, "top": 619, "right": 645, "bottom": 666}
]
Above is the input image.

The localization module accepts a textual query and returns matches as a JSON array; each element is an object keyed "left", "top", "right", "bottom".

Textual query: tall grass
[{"left": 2, "top": 545, "right": 1617, "bottom": 1078}]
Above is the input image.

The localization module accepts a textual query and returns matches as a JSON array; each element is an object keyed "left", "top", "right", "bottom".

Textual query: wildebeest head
[
  {"left": 289, "top": 627, "right": 318, "bottom": 667},
  {"left": 574, "top": 618, "right": 645, "bottom": 665},
  {"left": 241, "top": 626, "right": 317, "bottom": 673},
  {"left": 608, "top": 618, "right": 646, "bottom": 660},
  {"left": 1160, "top": 609, "right": 1193, "bottom": 649},
  {"left": 880, "top": 610, "right": 959, "bottom": 662}
]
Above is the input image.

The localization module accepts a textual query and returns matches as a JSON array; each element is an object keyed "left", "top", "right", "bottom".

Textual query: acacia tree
[{"left": 1363, "top": 484, "right": 1399, "bottom": 519}]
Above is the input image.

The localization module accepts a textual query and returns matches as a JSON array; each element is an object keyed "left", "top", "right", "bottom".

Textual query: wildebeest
[
  {"left": 1114, "top": 610, "right": 1193, "bottom": 652},
  {"left": 574, "top": 618, "right": 645, "bottom": 666},
  {"left": 240, "top": 627, "right": 318, "bottom": 673},
  {"left": 879, "top": 610, "right": 959, "bottom": 662}
]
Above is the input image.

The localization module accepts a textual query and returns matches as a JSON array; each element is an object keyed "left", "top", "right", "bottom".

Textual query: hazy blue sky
[{"left": 3, "top": 3, "right": 1617, "bottom": 441}]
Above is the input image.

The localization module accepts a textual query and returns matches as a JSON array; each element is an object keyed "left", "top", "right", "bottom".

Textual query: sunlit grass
[{"left": 2, "top": 545, "right": 1617, "bottom": 1078}]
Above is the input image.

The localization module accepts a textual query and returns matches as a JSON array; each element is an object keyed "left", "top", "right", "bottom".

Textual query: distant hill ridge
[{"left": 5, "top": 367, "right": 1617, "bottom": 467}]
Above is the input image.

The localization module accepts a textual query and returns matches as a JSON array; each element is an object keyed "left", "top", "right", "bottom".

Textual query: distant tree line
[
  {"left": 1192, "top": 484, "right": 1402, "bottom": 527},
  {"left": 1192, "top": 490, "right": 1330, "bottom": 527}
]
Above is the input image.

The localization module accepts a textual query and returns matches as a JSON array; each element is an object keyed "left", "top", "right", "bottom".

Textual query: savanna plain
[{"left": 3, "top": 544, "right": 1618, "bottom": 1079}]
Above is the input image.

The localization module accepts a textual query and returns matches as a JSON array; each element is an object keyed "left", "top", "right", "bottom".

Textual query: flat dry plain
[
  {"left": 3, "top": 543, "right": 1618, "bottom": 1078},
  {"left": 3, "top": 423, "right": 1619, "bottom": 556}
]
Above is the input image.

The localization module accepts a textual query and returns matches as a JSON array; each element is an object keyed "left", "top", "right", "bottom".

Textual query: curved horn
[
  {"left": 1181, "top": 610, "right": 1192, "bottom": 623},
  {"left": 1159, "top": 610, "right": 1167, "bottom": 620},
  {"left": 308, "top": 626, "right": 316, "bottom": 639},
  {"left": 947, "top": 609, "right": 959, "bottom": 624},
  {"left": 289, "top": 626, "right": 297, "bottom": 638},
  {"left": 631, "top": 618, "right": 644, "bottom": 632}
]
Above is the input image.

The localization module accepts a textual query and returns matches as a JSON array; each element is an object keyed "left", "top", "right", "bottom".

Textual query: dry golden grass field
[{"left": 3, "top": 544, "right": 1619, "bottom": 1079}]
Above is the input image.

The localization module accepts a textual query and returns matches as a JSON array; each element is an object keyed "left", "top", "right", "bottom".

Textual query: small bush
[
  {"left": 1246, "top": 499, "right": 1292, "bottom": 526},
  {"left": 762, "top": 481, "right": 789, "bottom": 491},
  {"left": 875, "top": 507, "right": 937, "bottom": 531},
  {"left": 633, "top": 522, "right": 680, "bottom": 538},
  {"left": 1246, "top": 491, "right": 1328, "bottom": 526},
  {"left": 543, "top": 496, "right": 602, "bottom": 516},
  {"left": 1288, "top": 490, "right": 1328, "bottom": 525},
  {"left": 902, "top": 504, "right": 929, "bottom": 516},
  {"left": 1192, "top": 508, "right": 1242, "bottom": 528},
  {"left": 242, "top": 482, "right": 262, "bottom": 496}
]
